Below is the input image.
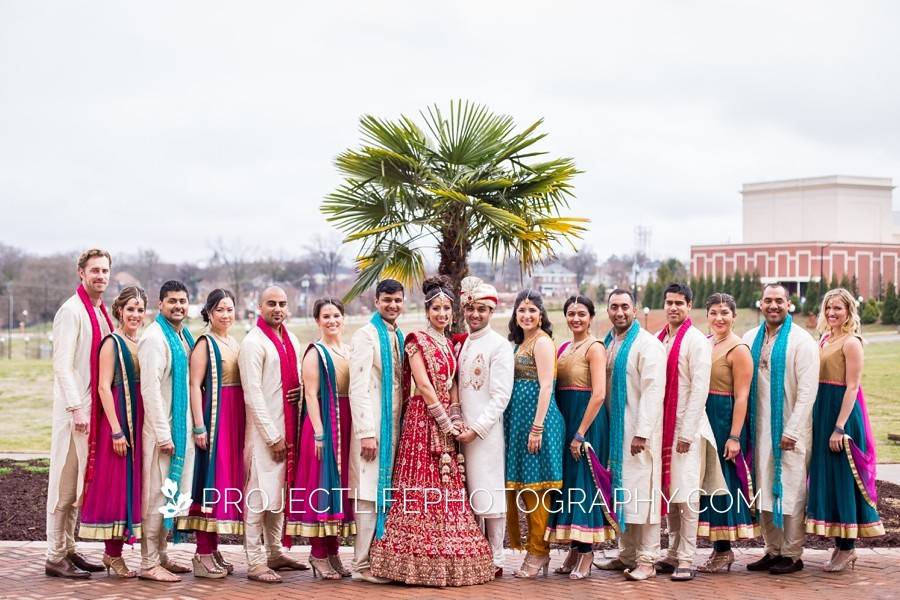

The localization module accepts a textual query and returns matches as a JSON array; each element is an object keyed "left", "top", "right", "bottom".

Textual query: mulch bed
[{"left": 2, "top": 458, "right": 898, "bottom": 549}]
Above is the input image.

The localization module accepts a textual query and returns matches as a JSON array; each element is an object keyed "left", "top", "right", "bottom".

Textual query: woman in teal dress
[
  {"left": 697, "top": 293, "right": 758, "bottom": 573},
  {"left": 807, "top": 288, "right": 884, "bottom": 572},
  {"left": 504, "top": 289, "right": 564, "bottom": 579},
  {"left": 544, "top": 295, "right": 613, "bottom": 580}
]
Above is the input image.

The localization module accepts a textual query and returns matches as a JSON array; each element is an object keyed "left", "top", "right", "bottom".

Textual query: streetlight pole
[{"left": 7, "top": 289, "right": 12, "bottom": 360}]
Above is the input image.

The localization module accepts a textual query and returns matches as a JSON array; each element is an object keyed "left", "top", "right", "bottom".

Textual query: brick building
[{"left": 691, "top": 176, "right": 900, "bottom": 298}]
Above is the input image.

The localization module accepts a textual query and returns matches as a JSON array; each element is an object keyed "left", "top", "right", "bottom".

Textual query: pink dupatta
[
  {"left": 256, "top": 316, "right": 301, "bottom": 542},
  {"left": 78, "top": 284, "right": 114, "bottom": 488},
  {"left": 657, "top": 318, "right": 691, "bottom": 515}
]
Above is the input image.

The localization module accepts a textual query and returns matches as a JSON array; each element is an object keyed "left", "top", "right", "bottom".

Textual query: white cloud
[{"left": 2, "top": 0, "right": 898, "bottom": 264}]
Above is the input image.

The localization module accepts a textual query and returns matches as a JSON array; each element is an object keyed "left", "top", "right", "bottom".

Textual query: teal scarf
[
  {"left": 192, "top": 334, "right": 223, "bottom": 512},
  {"left": 111, "top": 333, "right": 140, "bottom": 542},
  {"left": 371, "top": 313, "right": 404, "bottom": 539},
  {"left": 603, "top": 319, "right": 641, "bottom": 531},
  {"left": 749, "top": 314, "right": 792, "bottom": 529},
  {"left": 312, "top": 343, "right": 343, "bottom": 516},
  {"left": 155, "top": 314, "right": 195, "bottom": 535}
]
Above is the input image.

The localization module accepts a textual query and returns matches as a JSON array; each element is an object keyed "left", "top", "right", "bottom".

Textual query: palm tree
[{"left": 322, "top": 100, "right": 588, "bottom": 327}]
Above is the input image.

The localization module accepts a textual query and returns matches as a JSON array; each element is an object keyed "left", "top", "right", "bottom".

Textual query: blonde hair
[
  {"left": 77, "top": 248, "right": 112, "bottom": 270},
  {"left": 816, "top": 287, "right": 861, "bottom": 337}
]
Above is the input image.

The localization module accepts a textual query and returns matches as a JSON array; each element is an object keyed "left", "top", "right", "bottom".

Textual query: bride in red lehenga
[{"left": 370, "top": 276, "right": 495, "bottom": 587}]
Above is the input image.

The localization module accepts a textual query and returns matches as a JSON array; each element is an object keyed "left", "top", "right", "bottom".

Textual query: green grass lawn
[{"left": 1, "top": 318, "right": 898, "bottom": 462}]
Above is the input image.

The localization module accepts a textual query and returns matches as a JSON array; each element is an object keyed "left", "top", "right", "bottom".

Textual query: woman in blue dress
[
  {"left": 544, "top": 295, "right": 613, "bottom": 579},
  {"left": 504, "top": 289, "right": 564, "bottom": 578},
  {"left": 807, "top": 288, "right": 884, "bottom": 572}
]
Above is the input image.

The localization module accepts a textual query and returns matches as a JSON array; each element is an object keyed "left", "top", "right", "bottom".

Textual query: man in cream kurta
[
  {"left": 348, "top": 279, "right": 405, "bottom": 582},
  {"left": 454, "top": 276, "right": 513, "bottom": 571},
  {"left": 597, "top": 290, "right": 666, "bottom": 580},
  {"left": 743, "top": 284, "right": 819, "bottom": 574},
  {"left": 45, "top": 249, "right": 112, "bottom": 577},
  {"left": 139, "top": 281, "right": 195, "bottom": 580},
  {"left": 239, "top": 286, "right": 305, "bottom": 583},
  {"left": 654, "top": 283, "right": 723, "bottom": 577}
]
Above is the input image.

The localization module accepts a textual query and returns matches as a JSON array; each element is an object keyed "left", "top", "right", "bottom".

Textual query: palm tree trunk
[{"left": 438, "top": 209, "right": 471, "bottom": 333}]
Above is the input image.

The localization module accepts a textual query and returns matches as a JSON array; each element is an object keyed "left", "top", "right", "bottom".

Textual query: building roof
[
  {"left": 742, "top": 175, "right": 894, "bottom": 194},
  {"left": 532, "top": 262, "right": 575, "bottom": 276}
]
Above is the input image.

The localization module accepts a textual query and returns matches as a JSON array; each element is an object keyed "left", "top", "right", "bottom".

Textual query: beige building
[
  {"left": 742, "top": 175, "right": 900, "bottom": 245},
  {"left": 692, "top": 175, "right": 900, "bottom": 298}
]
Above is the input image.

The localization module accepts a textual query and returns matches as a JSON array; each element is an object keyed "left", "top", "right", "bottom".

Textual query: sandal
[
  {"left": 671, "top": 566, "right": 696, "bottom": 581},
  {"left": 248, "top": 564, "right": 282, "bottom": 584}
]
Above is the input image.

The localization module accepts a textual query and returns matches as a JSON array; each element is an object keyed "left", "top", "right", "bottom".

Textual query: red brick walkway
[{"left": 1, "top": 542, "right": 898, "bottom": 600}]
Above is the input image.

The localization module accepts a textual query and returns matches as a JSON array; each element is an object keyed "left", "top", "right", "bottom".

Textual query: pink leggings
[
  {"left": 104, "top": 540, "right": 124, "bottom": 557},
  {"left": 309, "top": 536, "right": 339, "bottom": 559},
  {"left": 196, "top": 531, "right": 219, "bottom": 555}
]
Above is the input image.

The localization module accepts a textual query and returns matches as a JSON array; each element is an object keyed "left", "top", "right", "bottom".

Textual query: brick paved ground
[{"left": 1, "top": 542, "right": 898, "bottom": 600}]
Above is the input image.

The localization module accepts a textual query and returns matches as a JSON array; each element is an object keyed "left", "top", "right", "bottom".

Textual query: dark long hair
[
  {"left": 201, "top": 288, "right": 236, "bottom": 323},
  {"left": 508, "top": 289, "right": 553, "bottom": 344}
]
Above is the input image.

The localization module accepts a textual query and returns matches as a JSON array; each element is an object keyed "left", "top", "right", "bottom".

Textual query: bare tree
[
  {"left": 562, "top": 245, "right": 598, "bottom": 292},
  {"left": 209, "top": 238, "right": 256, "bottom": 315},
  {"left": 0, "top": 243, "right": 26, "bottom": 294},
  {"left": 306, "top": 234, "right": 344, "bottom": 295}
]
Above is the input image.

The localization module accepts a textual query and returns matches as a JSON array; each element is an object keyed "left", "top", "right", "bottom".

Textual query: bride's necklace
[{"left": 424, "top": 325, "right": 455, "bottom": 381}]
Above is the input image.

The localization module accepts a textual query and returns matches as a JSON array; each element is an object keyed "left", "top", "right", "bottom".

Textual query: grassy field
[{"left": 1, "top": 309, "right": 898, "bottom": 461}]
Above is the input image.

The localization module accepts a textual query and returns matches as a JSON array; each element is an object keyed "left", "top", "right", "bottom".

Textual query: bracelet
[
  {"left": 528, "top": 431, "right": 543, "bottom": 438},
  {"left": 111, "top": 431, "right": 125, "bottom": 440},
  {"left": 530, "top": 423, "right": 544, "bottom": 432},
  {"left": 727, "top": 435, "right": 740, "bottom": 443},
  {"left": 192, "top": 425, "right": 207, "bottom": 435},
  {"left": 314, "top": 433, "right": 325, "bottom": 442},
  {"left": 833, "top": 426, "right": 845, "bottom": 435},
  {"left": 573, "top": 432, "right": 586, "bottom": 443}
]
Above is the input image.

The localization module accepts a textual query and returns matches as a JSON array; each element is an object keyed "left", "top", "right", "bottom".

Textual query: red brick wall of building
[{"left": 690, "top": 242, "right": 900, "bottom": 298}]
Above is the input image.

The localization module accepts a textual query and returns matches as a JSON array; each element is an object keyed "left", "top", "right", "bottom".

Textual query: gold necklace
[
  {"left": 321, "top": 341, "right": 349, "bottom": 359},
  {"left": 119, "top": 329, "right": 138, "bottom": 344},
  {"left": 210, "top": 331, "right": 238, "bottom": 353},
  {"left": 712, "top": 333, "right": 730, "bottom": 346}
]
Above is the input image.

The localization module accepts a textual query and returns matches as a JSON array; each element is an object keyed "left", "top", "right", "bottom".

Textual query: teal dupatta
[
  {"left": 749, "top": 314, "right": 792, "bottom": 529},
  {"left": 191, "top": 334, "right": 223, "bottom": 512},
  {"left": 111, "top": 333, "right": 140, "bottom": 541},
  {"left": 603, "top": 320, "right": 641, "bottom": 531},
  {"left": 371, "top": 313, "right": 404, "bottom": 539},
  {"left": 307, "top": 343, "right": 345, "bottom": 517},
  {"left": 155, "top": 314, "right": 195, "bottom": 537}
]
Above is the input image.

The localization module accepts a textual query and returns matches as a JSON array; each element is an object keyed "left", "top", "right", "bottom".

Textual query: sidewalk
[{"left": 1, "top": 542, "right": 897, "bottom": 600}]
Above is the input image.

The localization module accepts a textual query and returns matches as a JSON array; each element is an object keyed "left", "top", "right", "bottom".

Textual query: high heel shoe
[
  {"left": 569, "top": 552, "right": 593, "bottom": 580},
  {"left": 698, "top": 550, "right": 735, "bottom": 574},
  {"left": 824, "top": 549, "right": 857, "bottom": 573},
  {"left": 212, "top": 550, "right": 234, "bottom": 574},
  {"left": 102, "top": 554, "right": 136, "bottom": 578},
  {"left": 514, "top": 553, "right": 550, "bottom": 578},
  {"left": 192, "top": 554, "right": 227, "bottom": 579},
  {"left": 327, "top": 554, "right": 351, "bottom": 577},
  {"left": 554, "top": 548, "right": 578, "bottom": 574},
  {"left": 309, "top": 557, "right": 342, "bottom": 580}
]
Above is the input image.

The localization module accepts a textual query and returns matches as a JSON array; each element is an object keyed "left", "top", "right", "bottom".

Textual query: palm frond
[{"left": 343, "top": 242, "right": 426, "bottom": 302}]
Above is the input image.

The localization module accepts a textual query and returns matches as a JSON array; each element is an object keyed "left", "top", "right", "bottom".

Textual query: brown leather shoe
[
  {"left": 67, "top": 552, "right": 105, "bottom": 572},
  {"left": 46, "top": 558, "right": 91, "bottom": 579},
  {"left": 267, "top": 554, "right": 309, "bottom": 571}
]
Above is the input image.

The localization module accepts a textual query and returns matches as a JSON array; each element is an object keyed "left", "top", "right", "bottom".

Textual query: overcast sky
[{"left": 3, "top": 1, "right": 899, "bottom": 266}]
